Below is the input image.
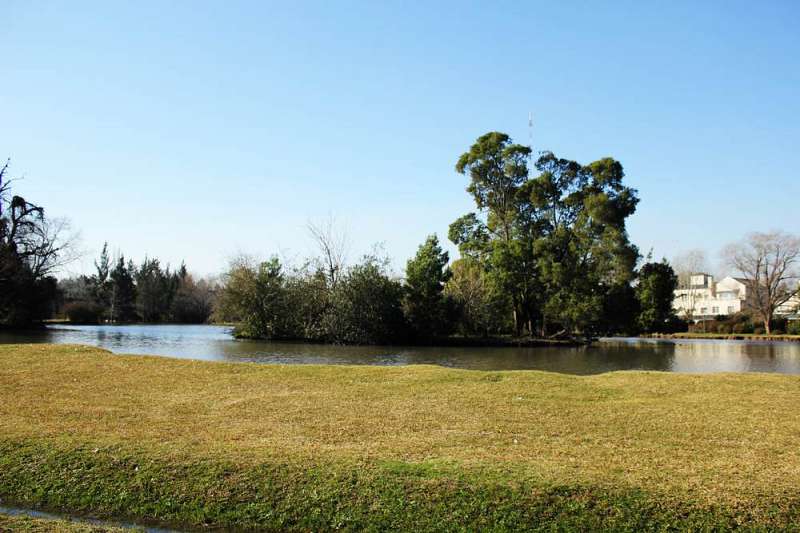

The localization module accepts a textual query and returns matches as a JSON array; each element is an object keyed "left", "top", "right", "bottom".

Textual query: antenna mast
[
  {"left": 0, "top": 161, "right": 4, "bottom": 218},
  {"left": 528, "top": 111, "right": 533, "bottom": 153}
]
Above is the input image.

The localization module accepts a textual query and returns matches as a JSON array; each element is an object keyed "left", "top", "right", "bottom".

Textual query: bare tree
[
  {"left": 21, "top": 215, "right": 80, "bottom": 277},
  {"left": 723, "top": 231, "right": 800, "bottom": 334},
  {"left": 3, "top": 194, "right": 80, "bottom": 277},
  {"left": 307, "top": 216, "right": 349, "bottom": 287},
  {"left": 672, "top": 249, "right": 710, "bottom": 322},
  {"left": 0, "top": 160, "right": 13, "bottom": 219},
  {"left": 1, "top": 160, "right": 81, "bottom": 325},
  {"left": 1, "top": 161, "right": 80, "bottom": 278}
]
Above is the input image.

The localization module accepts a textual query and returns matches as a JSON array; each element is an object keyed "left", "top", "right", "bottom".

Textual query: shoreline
[
  {"left": 230, "top": 333, "right": 591, "bottom": 348},
  {"left": 0, "top": 506, "right": 171, "bottom": 532},
  {"left": 646, "top": 332, "right": 800, "bottom": 342},
  {"left": 38, "top": 321, "right": 594, "bottom": 348}
]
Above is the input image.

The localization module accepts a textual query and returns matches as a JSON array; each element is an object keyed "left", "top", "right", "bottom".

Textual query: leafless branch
[{"left": 307, "top": 215, "right": 349, "bottom": 287}]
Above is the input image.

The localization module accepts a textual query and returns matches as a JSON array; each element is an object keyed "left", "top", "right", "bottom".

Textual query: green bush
[
  {"left": 219, "top": 255, "right": 408, "bottom": 345},
  {"left": 321, "top": 258, "right": 406, "bottom": 344},
  {"left": 788, "top": 321, "right": 800, "bottom": 335},
  {"left": 218, "top": 257, "right": 300, "bottom": 340}
]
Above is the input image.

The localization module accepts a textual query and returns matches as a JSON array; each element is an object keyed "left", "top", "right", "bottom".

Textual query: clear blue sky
[{"left": 3, "top": 1, "right": 798, "bottom": 277}]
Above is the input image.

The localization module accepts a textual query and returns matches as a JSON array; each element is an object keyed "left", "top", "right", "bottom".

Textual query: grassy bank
[
  {"left": 0, "top": 512, "right": 132, "bottom": 532},
  {"left": 650, "top": 332, "right": 800, "bottom": 342},
  {"left": 1, "top": 344, "right": 799, "bottom": 530}
]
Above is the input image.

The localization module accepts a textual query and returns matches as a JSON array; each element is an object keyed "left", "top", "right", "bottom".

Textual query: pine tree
[
  {"left": 403, "top": 234, "right": 452, "bottom": 340},
  {"left": 110, "top": 255, "right": 137, "bottom": 322}
]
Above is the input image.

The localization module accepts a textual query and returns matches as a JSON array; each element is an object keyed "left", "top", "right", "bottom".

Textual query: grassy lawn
[{"left": 1, "top": 344, "right": 799, "bottom": 530}]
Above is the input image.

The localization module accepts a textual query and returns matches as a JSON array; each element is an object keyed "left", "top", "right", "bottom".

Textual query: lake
[{"left": 2, "top": 324, "right": 800, "bottom": 375}]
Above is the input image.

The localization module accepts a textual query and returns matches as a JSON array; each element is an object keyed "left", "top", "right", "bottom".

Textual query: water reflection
[
  {"left": 668, "top": 338, "right": 800, "bottom": 374},
  {"left": 1, "top": 325, "right": 800, "bottom": 375}
]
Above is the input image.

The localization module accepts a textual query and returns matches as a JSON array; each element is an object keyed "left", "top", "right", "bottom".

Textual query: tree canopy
[
  {"left": 449, "top": 133, "right": 640, "bottom": 337},
  {"left": 2, "top": 136, "right": 665, "bottom": 342},
  {"left": 636, "top": 260, "right": 679, "bottom": 333}
]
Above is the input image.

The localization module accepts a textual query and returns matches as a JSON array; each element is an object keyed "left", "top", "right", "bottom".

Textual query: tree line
[
  {"left": 5, "top": 135, "right": 796, "bottom": 340},
  {"left": 1, "top": 158, "right": 216, "bottom": 328},
  {"left": 58, "top": 244, "right": 216, "bottom": 324},
  {"left": 214, "top": 132, "right": 684, "bottom": 343}
]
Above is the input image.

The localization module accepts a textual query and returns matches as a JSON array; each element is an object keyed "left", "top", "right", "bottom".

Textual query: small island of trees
[{"left": 213, "top": 132, "right": 682, "bottom": 344}]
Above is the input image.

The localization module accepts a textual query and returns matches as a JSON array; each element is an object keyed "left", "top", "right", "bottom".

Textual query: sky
[{"left": 2, "top": 1, "right": 799, "bottom": 277}]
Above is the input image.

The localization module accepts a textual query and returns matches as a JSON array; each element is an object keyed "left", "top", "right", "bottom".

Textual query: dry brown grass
[{"left": 2, "top": 343, "right": 799, "bottom": 510}]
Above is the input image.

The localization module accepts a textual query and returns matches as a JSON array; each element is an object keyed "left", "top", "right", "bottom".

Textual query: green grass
[{"left": 1, "top": 344, "right": 800, "bottom": 531}]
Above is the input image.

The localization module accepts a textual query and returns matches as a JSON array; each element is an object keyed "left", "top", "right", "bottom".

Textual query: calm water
[{"left": 2, "top": 324, "right": 800, "bottom": 375}]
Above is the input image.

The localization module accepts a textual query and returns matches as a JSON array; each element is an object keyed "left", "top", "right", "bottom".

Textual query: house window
[
  {"left": 712, "top": 306, "right": 719, "bottom": 314},
  {"left": 728, "top": 306, "right": 734, "bottom": 314},
  {"left": 700, "top": 307, "right": 707, "bottom": 315}
]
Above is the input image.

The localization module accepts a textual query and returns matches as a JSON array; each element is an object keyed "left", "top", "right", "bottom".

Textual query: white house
[
  {"left": 777, "top": 281, "right": 800, "bottom": 317},
  {"left": 673, "top": 274, "right": 800, "bottom": 321},
  {"left": 673, "top": 274, "right": 750, "bottom": 320}
]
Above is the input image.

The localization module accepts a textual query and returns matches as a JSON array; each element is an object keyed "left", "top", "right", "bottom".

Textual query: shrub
[
  {"left": 753, "top": 326, "right": 765, "bottom": 335},
  {"left": 63, "top": 301, "right": 102, "bottom": 324},
  {"left": 788, "top": 321, "right": 800, "bottom": 335},
  {"left": 216, "top": 256, "right": 297, "bottom": 340},
  {"left": 321, "top": 257, "right": 406, "bottom": 344}
]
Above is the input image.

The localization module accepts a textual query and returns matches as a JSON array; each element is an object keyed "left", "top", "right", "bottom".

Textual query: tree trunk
[
  {"left": 511, "top": 296, "right": 524, "bottom": 337},
  {"left": 764, "top": 315, "right": 771, "bottom": 335}
]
